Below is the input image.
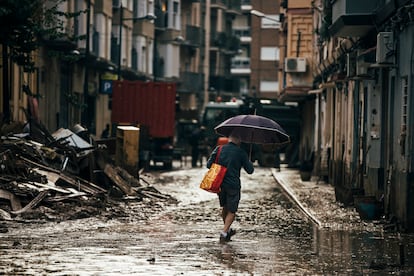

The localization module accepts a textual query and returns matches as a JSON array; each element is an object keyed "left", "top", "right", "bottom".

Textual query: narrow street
[{"left": 1, "top": 162, "right": 414, "bottom": 275}]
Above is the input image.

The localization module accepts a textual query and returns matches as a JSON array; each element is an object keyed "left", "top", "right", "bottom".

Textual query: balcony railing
[
  {"left": 210, "top": 32, "right": 240, "bottom": 52},
  {"left": 209, "top": 75, "right": 240, "bottom": 93},
  {"left": 225, "top": 0, "right": 242, "bottom": 13},
  {"left": 211, "top": 0, "right": 226, "bottom": 7},
  {"left": 178, "top": 71, "right": 204, "bottom": 93},
  {"left": 231, "top": 57, "right": 251, "bottom": 74},
  {"left": 233, "top": 28, "right": 250, "bottom": 39},
  {"left": 231, "top": 57, "right": 250, "bottom": 68},
  {"left": 184, "top": 25, "right": 204, "bottom": 47}
]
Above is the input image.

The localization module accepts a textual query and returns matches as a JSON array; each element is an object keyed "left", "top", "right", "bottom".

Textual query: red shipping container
[{"left": 111, "top": 80, "right": 176, "bottom": 138}]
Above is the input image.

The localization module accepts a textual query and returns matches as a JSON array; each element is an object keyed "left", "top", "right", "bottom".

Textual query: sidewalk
[{"left": 271, "top": 167, "right": 382, "bottom": 232}]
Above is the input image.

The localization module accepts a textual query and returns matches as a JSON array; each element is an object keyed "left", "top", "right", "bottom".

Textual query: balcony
[
  {"left": 95, "top": 0, "right": 112, "bottom": 15},
  {"left": 182, "top": 25, "right": 204, "bottom": 47},
  {"left": 132, "top": 20, "right": 155, "bottom": 39},
  {"left": 233, "top": 28, "right": 251, "bottom": 43},
  {"left": 329, "top": 0, "right": 382, "bottom": 37},
  {"left": 211, "top": 0, "right": 226, "bottom": 9},
  {"left": 225, "top": 0, "right": 242, "bottom": 15},
  {"left": 231, "top": 57, "right": 250, "bottom": 75},
  {"left": 209, "top": 75, "right": 240, "bottom": 94},
  {"left": 241, "top": 0, "right": 252, "bottom": 11},
  {"left": 155, "top": 9, "right": 166, "bottom": 30},
  {"left": 210, "top": 32, "right": 240, "bottom": 53},
  {"left": 210, "top": 31, "right": 226, "bottom": 48},
  {"left": 177, "top": 71, "right": 204, "bottom": 94}
]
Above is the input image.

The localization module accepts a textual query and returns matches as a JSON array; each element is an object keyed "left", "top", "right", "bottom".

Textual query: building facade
[{"left": 311, "top": 0, "right": 414, "bottom": 230}]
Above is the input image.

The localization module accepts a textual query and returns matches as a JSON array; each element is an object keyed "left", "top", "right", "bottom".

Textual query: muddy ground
[{"left": 1, "top": 164, "right": 414, "bottom": 275}]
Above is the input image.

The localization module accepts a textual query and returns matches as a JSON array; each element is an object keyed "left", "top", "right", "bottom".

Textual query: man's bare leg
[
  {"left": 222, "top": 207, "right": 228, "bottom": 224},
  {"left": 223, "top": 212, "right": 235, "bottom": 233}
]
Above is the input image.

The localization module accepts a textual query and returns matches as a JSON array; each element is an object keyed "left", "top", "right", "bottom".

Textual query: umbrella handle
[{"left": 249, "top": 144, "right": 252, "bottom": 161}]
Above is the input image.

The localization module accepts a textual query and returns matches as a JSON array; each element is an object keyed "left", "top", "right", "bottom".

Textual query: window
[
  {"left": 260, "top": 47, "right": 280, "bottom": 61},
  {"left": 260, "top": 81, "right": 279, "bottom": 92},
  {"left": 173, "top": 1, "right": 180, "bottom": 29}
]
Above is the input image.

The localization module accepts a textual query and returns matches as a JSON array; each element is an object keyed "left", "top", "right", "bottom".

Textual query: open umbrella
[{"left": 214, "top": 114, "right": 290, "bottom": 145}]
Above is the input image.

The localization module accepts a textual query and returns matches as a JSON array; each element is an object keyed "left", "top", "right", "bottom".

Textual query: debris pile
[{"left": 0, "top": 120, "right": 176, "bottom": 226}]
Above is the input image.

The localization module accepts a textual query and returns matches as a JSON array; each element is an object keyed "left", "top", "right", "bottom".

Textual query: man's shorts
[{"left": 218, "top": 186, "right": 241, "bottom": 213}]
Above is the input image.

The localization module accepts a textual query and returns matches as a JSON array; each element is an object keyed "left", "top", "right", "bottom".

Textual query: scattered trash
[{"left": 0, "top": 120, "right": 176, "bottom": 224}]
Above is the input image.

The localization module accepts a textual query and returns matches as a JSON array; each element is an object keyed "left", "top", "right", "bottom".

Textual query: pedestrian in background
[
  {"left": 206, "top": 133, "right": 254, "bottom": 243},
  {"left": 101, "top": 124, "right": 110, "bottom": 139},
  {"left": 190, "top": 125, "right": 205, "bottom": 167}
]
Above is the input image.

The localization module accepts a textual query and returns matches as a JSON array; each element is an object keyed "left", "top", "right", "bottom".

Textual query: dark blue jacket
[{"left": 206, "top": 142, "right": 254, "bottom": 189}]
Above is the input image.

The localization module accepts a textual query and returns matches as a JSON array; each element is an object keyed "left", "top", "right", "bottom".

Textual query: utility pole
[
  {"left": 82, "top": 0, "right": 91, "bottom": 127},
  {"left": 117, "top": 4, "right": 123, "bottom": 80}
]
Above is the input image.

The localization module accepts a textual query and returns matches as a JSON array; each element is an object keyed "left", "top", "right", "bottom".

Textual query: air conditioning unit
[
  {"left": 285, "top": 57, "right": 307, "bottom": 73},
  {"left": 376, "top": 32, "right": 394, "bottom": 64}
]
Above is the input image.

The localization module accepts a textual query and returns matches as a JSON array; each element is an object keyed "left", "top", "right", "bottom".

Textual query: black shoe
[
  {"left": 227, "top": 228, "right": 236, "bottom": 239},
  {"left": 219, "top": 233, "right": 228, "bottom": 243},
  {"left": 219, "top": 229, "right": 236, "bottom": 243}
]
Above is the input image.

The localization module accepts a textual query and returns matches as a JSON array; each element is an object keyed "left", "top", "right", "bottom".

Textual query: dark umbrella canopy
[{"left": 214, "top": 114, "right": 290, "bottom": 145}]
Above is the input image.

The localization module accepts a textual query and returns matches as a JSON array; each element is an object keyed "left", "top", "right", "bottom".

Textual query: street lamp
[
  {"left": 250, "top": 9, "right": 266, "bottom": 18},
  {"left": 250, "top": 9, "right": 281, "bottom": 29},
  {"left": 117, "top": 4, "right": 156, "bottom": 80}
]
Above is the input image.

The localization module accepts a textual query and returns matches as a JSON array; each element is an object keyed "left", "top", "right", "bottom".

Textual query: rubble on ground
[{"left": 0, "top": 120, "right": 176, "bottom": 228}]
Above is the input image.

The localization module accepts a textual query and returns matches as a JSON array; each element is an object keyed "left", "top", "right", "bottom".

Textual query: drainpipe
[
  {"left": 203, "top": 0, "right": 211, "bottom": 110},
  {"left": 352, "top": 83, "right": 360, "bottom": 189},
  {"left": 2, "top": 46, "right": 10, "bottom": 123}
]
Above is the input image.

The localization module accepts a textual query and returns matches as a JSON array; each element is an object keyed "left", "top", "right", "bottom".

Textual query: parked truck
[{"left": 111, "top": 80, "right": 176, "bottom": 169}]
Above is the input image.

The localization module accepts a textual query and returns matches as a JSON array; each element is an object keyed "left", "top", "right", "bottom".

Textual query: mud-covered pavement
[{"left": 1, "top": 163, "right": 414, "bottom": 275}]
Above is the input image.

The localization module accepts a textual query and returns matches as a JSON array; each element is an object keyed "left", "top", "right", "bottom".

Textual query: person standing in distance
[
  {"left": 206, "top": 133, "right": 254, "bottom": 243},
  {"left": 190, "top": 125, "right": 206, "bottom": 167}
]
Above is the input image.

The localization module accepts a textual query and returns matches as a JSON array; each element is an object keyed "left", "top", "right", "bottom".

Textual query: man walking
[{"left": 206, "top": 134, "right": 254, "bottom": 243}]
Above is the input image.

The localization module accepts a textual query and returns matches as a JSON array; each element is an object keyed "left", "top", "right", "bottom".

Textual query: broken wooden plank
[
  {"left": 140, "top": 190, "right": 171, "bottom": 200},
  {"left": 115, "top": 166, "right": 141, "bottom": 187},
  {"left": 0, "top": 189, "right": 22, "bottom": 211},
  {"left": 0, "top": 209, "right": 12, "bottom": 220},
  {"left": 30, "top": 181, "right": 72, "bottom": 194},
  {"left": 21, "top": 156, "right": 106, "bottom": 194},
  {"left": 31, "top": 168, "right": 73, "bottom": 194},
  {"left": 103, "top": 164, "right": 137, "bottom": 196},
  {"left": 11, "top": 190, "right": 49, "bottom": 215},
  {"left": 45, "top": 191, "right": 87, "bottom": 202}
]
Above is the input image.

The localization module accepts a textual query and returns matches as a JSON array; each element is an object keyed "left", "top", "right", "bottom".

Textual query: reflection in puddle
[{"left": 312, "top": 227, "right": 413, "bottom": 274}]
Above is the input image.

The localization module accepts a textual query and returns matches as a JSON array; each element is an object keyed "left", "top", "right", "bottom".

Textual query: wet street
[{"left": 1, "top": 163, "right": 414, "bottom": 275}]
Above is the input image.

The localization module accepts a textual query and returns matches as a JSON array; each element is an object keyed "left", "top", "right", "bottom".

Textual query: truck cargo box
[{"left": 111, "top": 81, "right": 176, "bottom": 138}]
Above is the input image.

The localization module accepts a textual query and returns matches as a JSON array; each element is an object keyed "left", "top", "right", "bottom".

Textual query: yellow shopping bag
[{"left": 200, "top": 162, "right": 227, "bottom": 193}]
